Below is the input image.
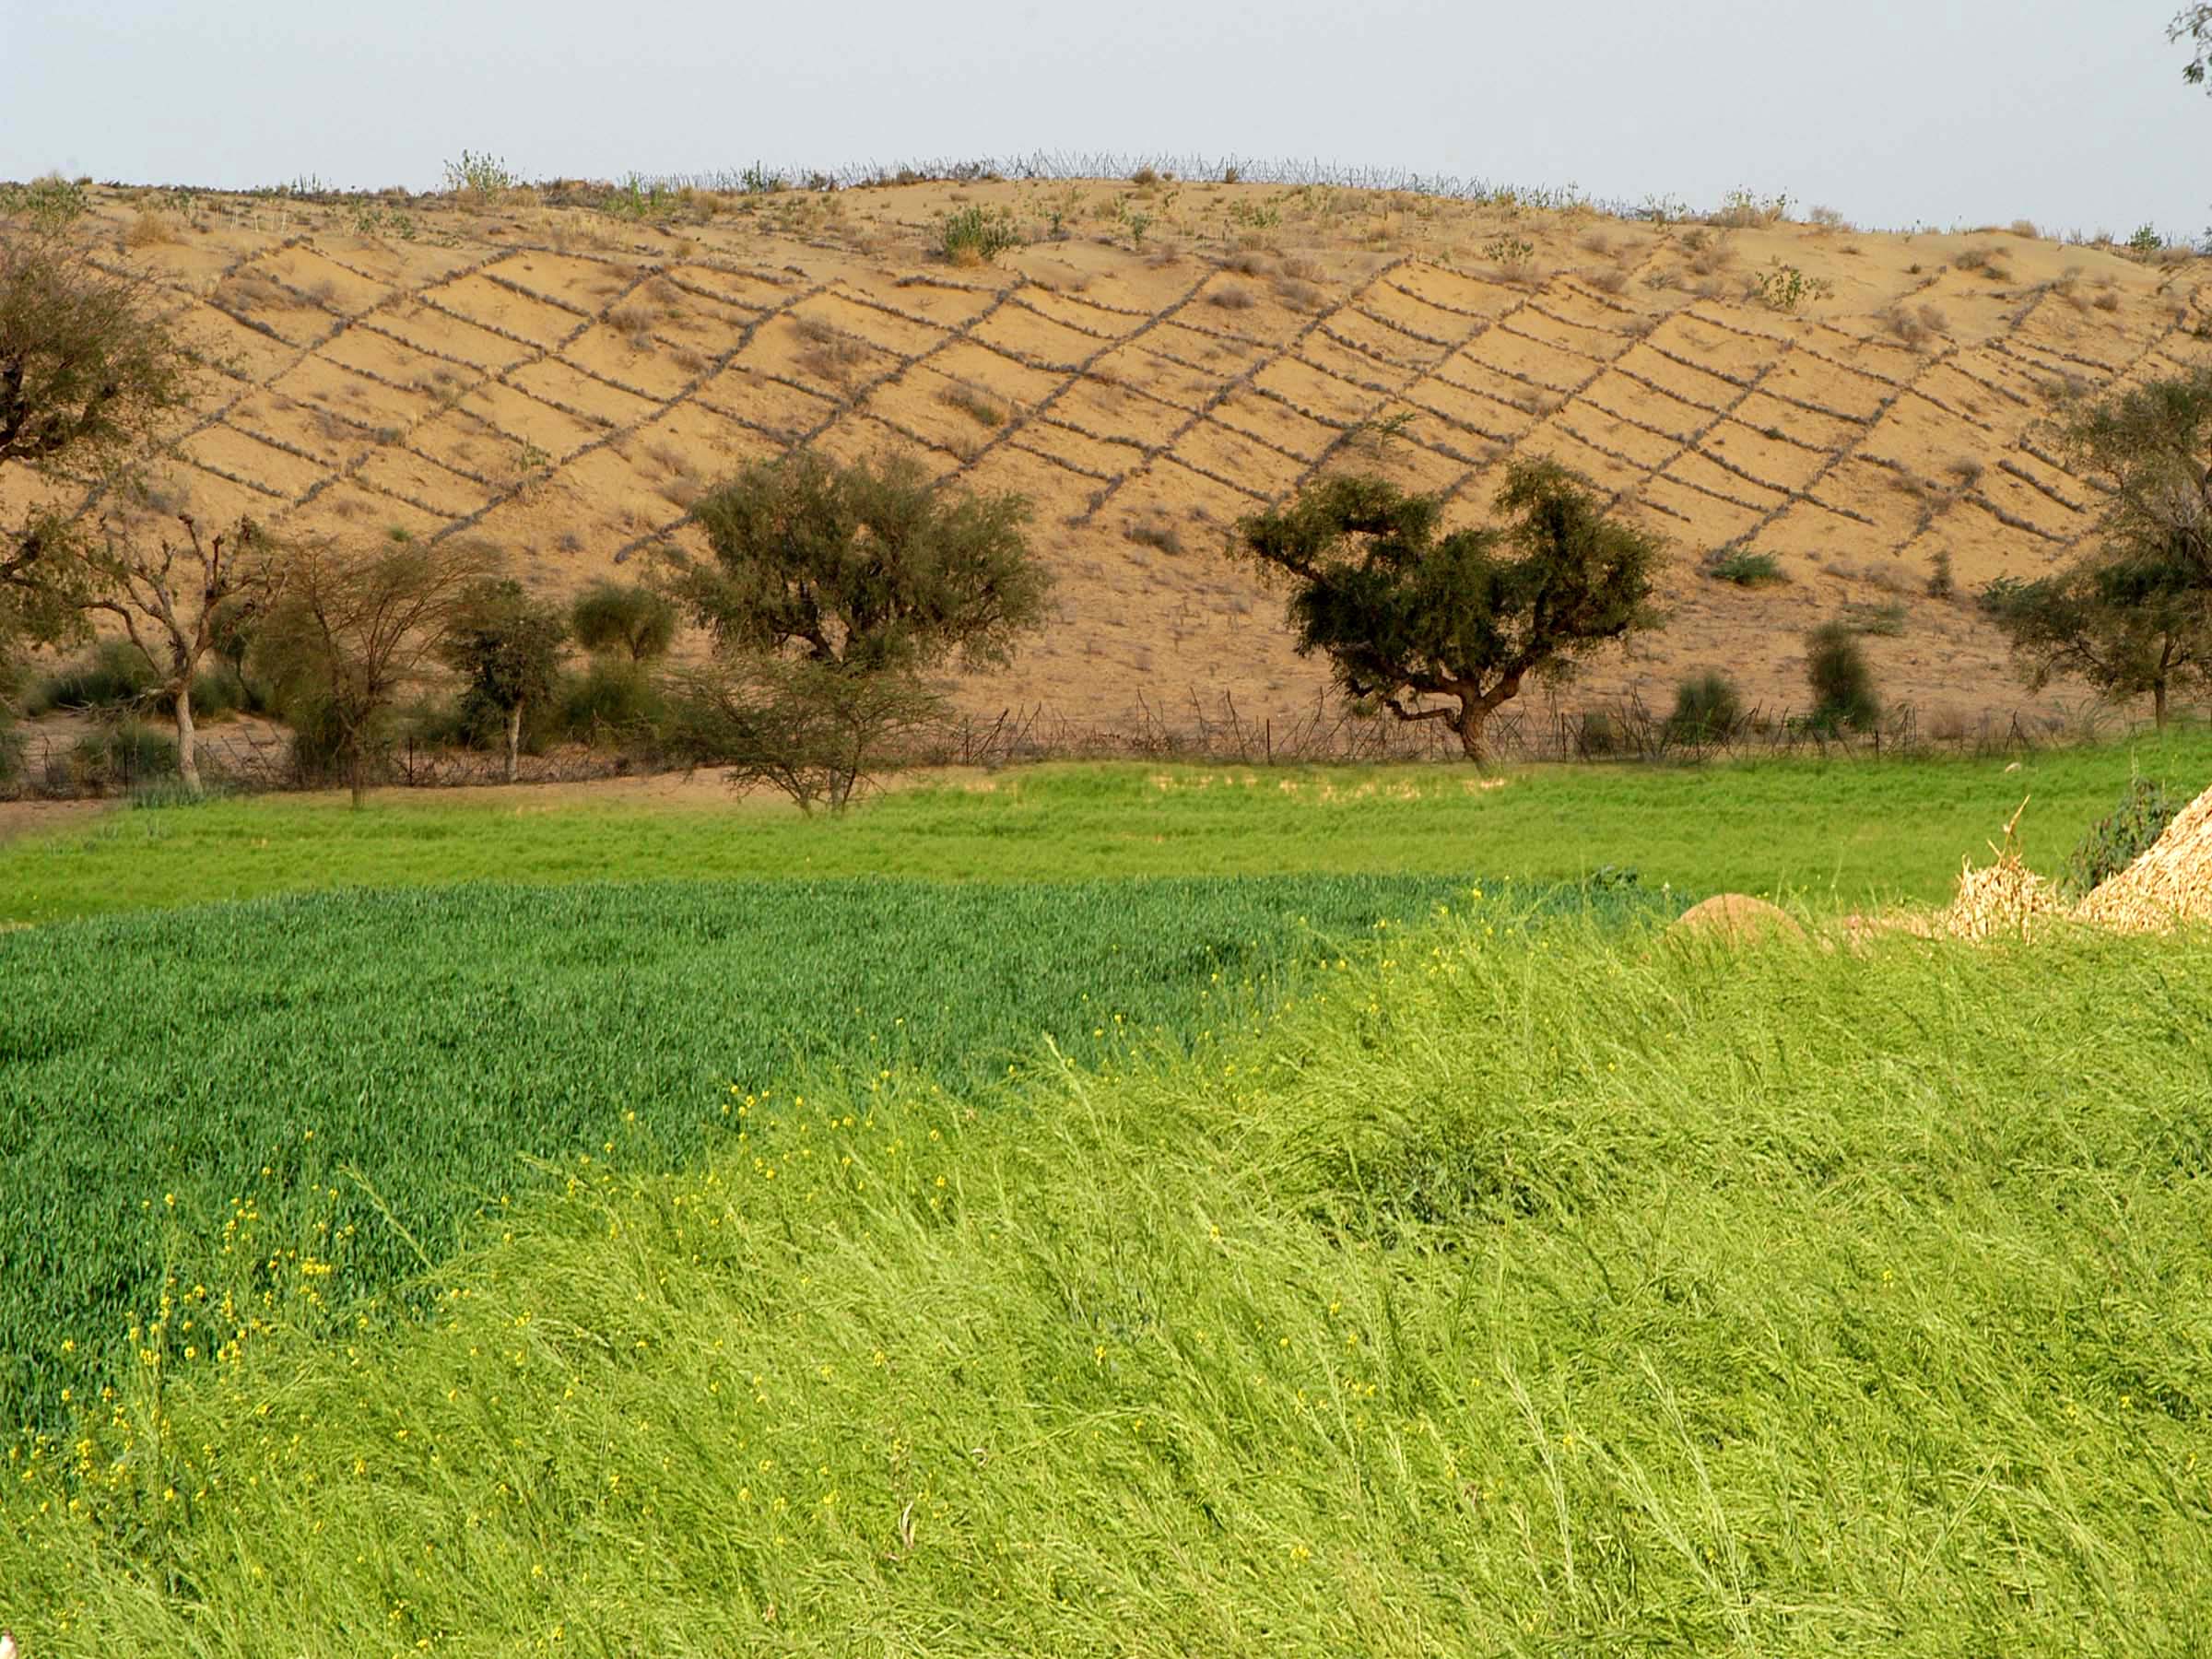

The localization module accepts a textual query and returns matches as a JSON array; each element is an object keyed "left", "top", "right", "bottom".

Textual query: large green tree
[
  {"left": 1235, "top": 460, "right": 1665, "bottom": 763},
  {"left": 1984, "top": 367, "right": 2212, "bottom": 725},
  {"left": 665, "top": 450, "right": 1050, "bottom": 806}
]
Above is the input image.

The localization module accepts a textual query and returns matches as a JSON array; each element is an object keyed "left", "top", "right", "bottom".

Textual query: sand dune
[{"left": 6, "top": 176, "right": 2208, "bottom": 739}]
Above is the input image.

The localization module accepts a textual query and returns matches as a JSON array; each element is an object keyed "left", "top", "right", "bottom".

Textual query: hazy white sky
[{"left": 2, "top": 0, "right": 2205, "bottom": 239}]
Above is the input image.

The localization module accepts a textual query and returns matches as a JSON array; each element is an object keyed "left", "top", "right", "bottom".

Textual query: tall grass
[
  {"left": 6, "top": 916, "right": 2209, "bottom": 1651},
  {"left": 6, "top": 733, "right": 2212, "bottom": 924}
]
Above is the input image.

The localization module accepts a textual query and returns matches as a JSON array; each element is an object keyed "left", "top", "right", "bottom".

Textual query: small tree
[
  {"left": 249, "top": 538, "right": 500, "bottom": 806},
  {"left": 667, "top": 449, "right": 1050, "bottom": 806},
  {"left": 1982, "top": 559, "right": 2209, "bottom": 728},
  {"left": 1806, "top": 621, "right": 1879, "bottom": 732},
  {"left": 570, "top": 581, "right": 677, "bottom": 662},
  {"left": 1983, "top": 368, "right": 2212, "bottom": 726},
  {"left": 1665, "top": 670, "right": 1745, "bottom": 745},
  {"left": 1, "top": 223, "right": 198, "bottom": 653},
  {"left": 440, "top": 579, "right": 569, "bottom": 782},
  {"left": 1235, "top": 460, "right": 1665, "bottom": 764}
]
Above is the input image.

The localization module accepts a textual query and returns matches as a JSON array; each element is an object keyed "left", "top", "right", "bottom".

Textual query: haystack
[
  {"left": 1671, "top": 893, "right": 1805, "bottom": 945},
  {"left": 1943, "top": 801, "right": 2060, "bottom": 942},
  {"left": 2075, "top": 780, "right": 2212, "bottom": 932}
]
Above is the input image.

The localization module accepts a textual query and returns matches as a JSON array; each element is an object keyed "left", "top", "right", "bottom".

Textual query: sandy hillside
[{"left": 5, "top": 173, "right": 2208, "bottom": 742}]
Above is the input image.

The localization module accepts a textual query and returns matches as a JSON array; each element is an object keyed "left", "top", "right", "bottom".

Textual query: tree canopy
[
  {"left": 2177, "top": 5, "right": 2211, "bottom": 88},
  {"left": 1235, "top": 459, "right": 1665, "bottom": 761},
  {"left": 672, "top": 450, "right": 1049, "bottom": 676},
  {"left": 0, "top": 224, "right": 199, "bottom": 650},
  {"left": 441, "top": 578, "right": 570, "bottom": 782}
]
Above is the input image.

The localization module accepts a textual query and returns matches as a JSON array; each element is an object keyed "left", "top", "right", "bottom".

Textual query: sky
[{"left": 2, "top": 0, "right": 2206, "bottom": 240}]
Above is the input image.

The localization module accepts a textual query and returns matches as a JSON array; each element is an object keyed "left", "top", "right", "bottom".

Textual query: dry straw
[
  {"left": 1944, "top": 799, "right": 2061, "bottom": 942},
  {"left": 2075, "top": 780, "right": 2212, "bottom": 933}
]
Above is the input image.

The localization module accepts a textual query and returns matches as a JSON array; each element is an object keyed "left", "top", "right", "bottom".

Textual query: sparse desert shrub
[
  {"left": 1583, "top": 266, "right": 1628, "bottom": 294},
  {"left": 123, "top": 211, "right": 178, "bottom": 249},
  {"left": 1277, "top": 254, "right": 1322, "bottom": 281},
  {"left": 1953, "top": 245, "right": 2012, "bottom": 281},
  {"left": 939, "top": 205, "right": 1023, "bottom": 265},
  {"left": 1220, "top": 250, "right": 1274, "bottom": 276},
  {"left": 1130, "top": 166, "right": 1159, "bottom": 188},
  {"left": 1208, "top": 284, "right": 1256, "bottom": 311},
  {"left": 1841, "top": 599, "right": 1907, "bottom": 636},
  {"left": 1274, "top": 276, "right": 1324, "bottom": 312},
  {"left": 1752, "top": 261, "right": 1834, "bottom": 312},
  {"left": 1124, "top": 512, "right": 1186, "bottom": 556},
  {"left": 1666, "top": 670, "right": 1745, "bottom": 743},
  {"left": 936, "top": 382, "right": 1006, "bottom": 429},
  {"left": 1806, "top": 619, "right": 1880, "bottom": 731},
  {"left": 442, "top": 150, "right": 516, "bottom": 202},
  {"left": 1712, "top": 187, "right": 1789, "bottom": 229},
  {"left": 2063, "top": 774, "right": 2176, "bottom": 895},
  {"left": 2093, "top": 289, "right": 2122, "bottom": 312},
  {"left": 1881, "top": 303, "right": 1948, "bottom": 346},
  {"left": 1808, "top": 205, "right": 1849, "bottom": 231},
  {"left": 1703, "top": 547, "right": 1784, "bottom": 586},
  {"left": 1946, "top": 456, "right": 1984, "bottom": 488},
  {"left": 1927, "top": 548, "right": 1956, "bottom": 599},
  {"left": 1575, "top": 709, "right": 1627, "bottom": 757},
  {"left": 1485, "top": 235, "right": 1535, "bottom": 272},
  {"left": 29, "top": 640, "right": 157, "bottom": 714},
  {"left": 67, "top": 719, "right": 179, "bottom": 789},
  {"left": 2008, "top": 218, "right": 2040, "bottom": 239},
  {"left": 2126, "top": 224, "right": 2164, "bottom": 256}
]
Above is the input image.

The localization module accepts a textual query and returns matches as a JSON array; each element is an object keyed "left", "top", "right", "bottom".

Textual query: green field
[
  {"left": 5, "top": 725, "right": 2212, "bottom": 924},
  {"left": 5, "top": 740, "right": 2212, "bottom": 1653},
  {"left": 0, "top": 874, "right": 1663, "bottom": 1420},
  {"left": 8, "top": 917, "right": 2212, "bottom": 1653}
]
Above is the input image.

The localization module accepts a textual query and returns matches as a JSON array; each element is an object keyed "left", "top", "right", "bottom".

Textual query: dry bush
[
  {"left": 671, "top": 346, "right": 709, "bottom": 375},
  {"left": 1220, "top": 250, "right": 1275, "bottom": 276},
  {"left": 936, "top": 381, "right": 1006, "bottom": 429},
  {"left": 1692, "top": 276, "right": 1726, "bottom": 300},
  {"left": 1582, "top": 266, "right": 1628, "bottom": 295},
  {"left": 1274, "top": 276, "right": 1325, "bottom": 312},
  {"left": 1208, "top": 284, "right": 1256, "bottom": 312},
  {"left": 124, "top": 211, "right": 178, "bottom": 249},
  {"left": 1946, "top": 455, "right": 1985, "bottom": 489},
  {"left": 1123, "top": 509, "right": 1185, "bottom": 556},
  {"left": 2093, "top": 289, "right": 2123, "bottom": 312},
  {"left": 1578, "top": 229, "right": 1612, "bottom": 256},
  {"left": 1863, "top": 559, "right": 1918, "bottom": 594},
  {"left": 1687, "top": 240, "right": 1735, "bottom": 277},
  {"left": 1807, "top": 206, "right": 1850, "bottom": 232},
  {"left": 1277, "top": 253, "right": 1323, "bottom": 281},
  {"left": 2009, "top": 218, "right": 2040, "bottom": 239},
  {"left": 1880, "top": 303, "right": 1948, "bottom": 346},
  {"left": 1953, "top": 246, "right": 2013, "bottom": 281}
]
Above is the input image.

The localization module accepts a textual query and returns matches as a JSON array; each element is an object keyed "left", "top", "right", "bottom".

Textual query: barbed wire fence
[{"left": 4, "top": 687, "right": 2167, "bottom": 804}]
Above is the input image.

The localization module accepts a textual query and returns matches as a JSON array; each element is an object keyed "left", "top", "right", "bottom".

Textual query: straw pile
[
  {"left": 2075, "top": 779, "right": 2212, "bottom": 932},
  {"left": 1943, "top": 801, "right": 2061, "bottom": 942}
]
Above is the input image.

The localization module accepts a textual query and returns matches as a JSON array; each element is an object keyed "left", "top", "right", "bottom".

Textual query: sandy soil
[{"left": 5, "top": 178, "right": 2206, "bottom": 736}]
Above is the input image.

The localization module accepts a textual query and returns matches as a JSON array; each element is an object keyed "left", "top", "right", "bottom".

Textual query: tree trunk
[
  {"left": 347, "top": 742, "right": 366, "bottom": 810},
  {"left": 1453, "top": 700, "right": 1491, "bottom": 766},
  {"left": 2154, "top": 678, "right": 2170, "bottom": 730},
  {"left": 173, "top": 677, "right": 201, "bottom": 795},
  {"left": 504, "top": 700, "right": 523, "bottom": 784}
]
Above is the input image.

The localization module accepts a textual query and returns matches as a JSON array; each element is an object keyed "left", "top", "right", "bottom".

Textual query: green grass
[
  {"left": 0, "top": 875, "right": 1652, "bottom": 1424},
  {"left": 5, "top": 730, "right": 2211, "bottom": 924},
  {"left": 9, "top": 916, "right": 2212, "bottom": 1653}
]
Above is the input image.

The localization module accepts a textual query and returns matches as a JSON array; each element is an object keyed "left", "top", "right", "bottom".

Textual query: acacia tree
[
  {"left": 1985, "top": 368, "right": 2212, "bottom": 724},
  {"left": 441, "top": 579, "right": 569, "bottom": 782},
  {"left": 0, "top": 222, "right": 198, "bottom": 653},
  {"left": 1235, "top": 460, "right": 1665, "bottom": 763},
  {"left": 665, "top": 449, "right": 1050, "bottom": 807},
  {"left": 570, "top": 581, "right": 677, "bottom": 662},
  {"left": 79, "top": 512, "right": 277, "bottom": 793},
  {"left": 249, "top": 538, "right": 501, "bottom": 806}
]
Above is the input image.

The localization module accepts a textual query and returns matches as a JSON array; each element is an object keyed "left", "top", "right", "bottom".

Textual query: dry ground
[{"left": 5, "top": 174, "right": 2208, "bottom": 737}]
